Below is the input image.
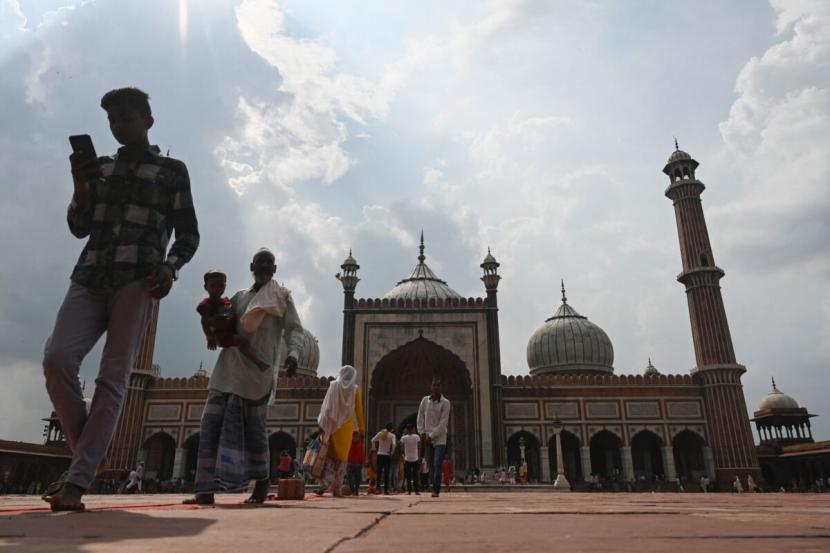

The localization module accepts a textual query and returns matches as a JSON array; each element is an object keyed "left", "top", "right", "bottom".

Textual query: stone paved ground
[{"left": 1, "top": 492, "right": 829, "bottom": 552}]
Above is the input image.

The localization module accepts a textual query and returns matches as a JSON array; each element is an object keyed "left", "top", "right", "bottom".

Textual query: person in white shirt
[
  {"left": 399, "top": 424, "right": 421, "bottom": 495},
  {"left": 371, "top": 422, "right": 396, "bottom": 494},
  {"left": 417, "top": 377, "right": 451, "bottom": 497}
]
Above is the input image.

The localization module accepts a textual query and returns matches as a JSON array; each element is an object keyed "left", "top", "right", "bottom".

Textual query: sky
[{"left": 1, "top": 0, "right": 828, "bottom": 444}]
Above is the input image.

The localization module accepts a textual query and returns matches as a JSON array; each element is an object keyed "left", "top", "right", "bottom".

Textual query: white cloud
[{"left": 0, "top": 360, "right": 52, "bottom": 442}]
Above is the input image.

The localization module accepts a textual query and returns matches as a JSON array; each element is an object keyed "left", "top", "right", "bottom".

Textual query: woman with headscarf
[{"left": 316, "top": 365, "right": 364, "bottom": 497}]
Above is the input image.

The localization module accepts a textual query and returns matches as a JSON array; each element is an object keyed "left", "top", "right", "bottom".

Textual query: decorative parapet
[
  {"left": 500, "top": 373, "right": 695, "bottom": 387},
  {"left": 152, "top": 374, "right": 210, "bottom": 389},
  {"left": 152, "top": 374, "right": 333, "bottom": 391},
  {"left": 353, "top": 297, "right": 487, "bottom": 310}
]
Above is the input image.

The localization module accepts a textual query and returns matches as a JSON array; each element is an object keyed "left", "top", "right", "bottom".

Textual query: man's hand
[
  {"left": 284, "top": 355, "right": 299, "bottom": 377},
  {"left": 146, "top": 264, "right": 174, "bottom": 299},
  {"left": 69, "top": 151, "right": 101, "bottom": 204}
]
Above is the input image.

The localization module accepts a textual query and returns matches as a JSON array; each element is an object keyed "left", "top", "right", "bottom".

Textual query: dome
[
  {"left": 341, "top": 250, "right": 359, "bottom": 268},
  {"left": 757, "top": 378, "right": 799, "bottom": 411},
  {"left": 383, "top": 235, "right": 462, "bottom": 301},
  {"left": 667, "top": 149, "right": 691, "bottom": 164},
  {"left": 481, "top": 248, "right": 498, "bottom": 266},
  {"left": 526, "top": 283, "right": 614, "bottom": 375},
  {"left": 278, "top": 327, "right": 320, "bottom": 377},
  {"left": 643, "top": 358, "right": 660, "bottom": 376}
]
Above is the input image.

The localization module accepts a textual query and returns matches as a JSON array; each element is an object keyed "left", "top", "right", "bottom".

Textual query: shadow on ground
[{"left": 0, "top": 509, "right": 214, "bottom": 552}]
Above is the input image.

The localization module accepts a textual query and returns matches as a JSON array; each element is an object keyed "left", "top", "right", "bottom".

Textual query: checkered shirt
[{"left": 67, "top": 145, "right": 200, "bottom": 288}]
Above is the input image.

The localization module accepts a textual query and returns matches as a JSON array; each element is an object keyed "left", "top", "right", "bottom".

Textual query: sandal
[
  {"left": 42, "top": 471, "right": 69, "bottom": 501},
  {"left": 48, "top": 482, "right": 86, "bottom": 512},
  {"left": 182, "top": 494, "right": 215, "bottom": 505}
]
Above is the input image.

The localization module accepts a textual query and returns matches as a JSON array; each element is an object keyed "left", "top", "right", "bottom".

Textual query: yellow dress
[{"left": 327, "top": 386, "right": 364, "bottom": 461}]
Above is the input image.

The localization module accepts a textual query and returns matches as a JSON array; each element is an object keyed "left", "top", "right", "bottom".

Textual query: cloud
[
  {"left": 218, "top": 0, "right": 389, "bottom": 195},
  {"left": 0, "top": 359, "right": 52, "bottom": 442}
]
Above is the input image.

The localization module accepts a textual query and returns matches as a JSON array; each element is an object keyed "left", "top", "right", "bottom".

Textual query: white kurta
[{"left": 208, "top": 283, "right": 304, "bottom": 401}]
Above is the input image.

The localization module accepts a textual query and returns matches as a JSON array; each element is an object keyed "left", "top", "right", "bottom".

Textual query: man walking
[
  {"left": 417, "top": 377, "right": 451, "bottom": 497},
  {"left": 183, "top": 249, "right": 304, "bottom": 505},
  {"left": 42, "top": 87, "right": 199, "bottom": 511}
]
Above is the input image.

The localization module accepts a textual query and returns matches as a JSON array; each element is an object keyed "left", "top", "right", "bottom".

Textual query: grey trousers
[{"left": 43, "top": 280, "right": 153, "bottom": 489}]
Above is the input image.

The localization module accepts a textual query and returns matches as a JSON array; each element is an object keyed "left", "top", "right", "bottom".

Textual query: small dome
[
  {"left": 341, "top": 250, "right": 359, "bottom": 268},
  {"left": 643, "top": 358, "right": 660, "bottom": 376},
  {"left": 383, "top": 234, "right": 462, "bottom": 301},
  {"left": 667, "top": 149, "right": 691, "bottom": 164},
  {"left": 526, "top": 283, "right": 614, "bottom": 375},
  {"left": 481, "top": 248, "right": 498, "bottom": 266},
  {"left": 757, "top": 378, "right": 799, "bottom": 411},
  {"left": 278, "top": 327, "right": 320, "bottom": 377}
]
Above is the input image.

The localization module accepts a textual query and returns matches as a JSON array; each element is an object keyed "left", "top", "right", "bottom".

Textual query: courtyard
[{"left": 1, "top": 491, "right": 829, "bottom": 552}]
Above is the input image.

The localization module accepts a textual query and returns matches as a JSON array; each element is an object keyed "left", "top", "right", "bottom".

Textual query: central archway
[
  {"left": 370, "top": 337, "right": 473, "bottom": 472},
  {"left": 590, "top": 430, "right": 622, "bottom": 480},
  {"left": 549, "top": 430, "right": 582, "bottom": 483},
  {"left": 507, "top": 431, "right": 541, "bottom": 482},
  {"left": 143, "top": 432, "right": 175, "bottom": 481}
]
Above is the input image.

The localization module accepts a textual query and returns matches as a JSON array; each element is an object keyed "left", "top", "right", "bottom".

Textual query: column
[
  {"left": 540, "top": 446, "right": 551, "bottom": 482},
  {"left": 172, "top": 448, "right": 186, "bottom": 479},
  {"left": 580, "top": 446, "right": 592, "bottom": 482},
  {"left": 662, "top": 446, "right": 677, "bottom": 481},
  {"left": 553, "top": 430, "right": 571, "bottom": 490},
  {"left": 703, "top": 447, "right": 715, "bottom": 480},
  {"left": 621, "top": 446, "right": 634, "bottom": 482}
]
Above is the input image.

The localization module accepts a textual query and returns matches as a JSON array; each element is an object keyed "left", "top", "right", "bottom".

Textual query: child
[
  {"left": 366, "top": 449, "right": 378, "bottom": 495},
  {"left": 400, "top": 424, "right": 421, "bottom": 495},
  {"left": 197, "top": 270, "right": 269, "bottom": 370},
  {"left": 420, "top": 455, "right": 430, "bottom": 492},
  {"left": 347, "top": 432, "right": 365, "bottom": 496}
]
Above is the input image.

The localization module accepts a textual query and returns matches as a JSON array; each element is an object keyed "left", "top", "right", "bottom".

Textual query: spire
[
  {"left": 418, "top": 230, "right": 425, "bottom": 263},
  {"left": 561, "top": 279, "right": 567, "bottom": 304},
  {"left": 771, "top": 376, "right": 777, "bottom": 391},
  {"left": 674, "top": 136, "right": 679, "bottom": 151}
]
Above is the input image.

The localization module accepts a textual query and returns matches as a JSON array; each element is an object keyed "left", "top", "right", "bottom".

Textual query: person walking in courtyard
[
  {"left": 183, "top": 249, "right": 304, "bottom": 505},
  {"left": 733, "top": 475, "right": 744, "bottom": 493},
  {"left": 316, "top": 365, "right": 365, "bottom": 497},
  {"left": 371, "top": 422, "right": 396, "bottom": 495},
  {"left": 420, "top": 455, "right": 430, "bottom": 492},
  {"left": 746, "top": 474, "right": 758, "bottom": 493},
  {"left": 346, "top": 431, "right": 365, "bottom": 496},
  {"left": 42, "top": 87, "right": 200, "bottom": 511},
  {"left": 400, "top": 423, "right": 421, "bottom": 495},
  {"left": 417, "top": 377, "right": 451, "bottom": 497}
]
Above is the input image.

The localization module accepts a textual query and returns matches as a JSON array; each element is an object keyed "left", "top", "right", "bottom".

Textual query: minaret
[
  {"left": 480, "top": 248, "right": 504, "bottom": 465},
  {"left": 663, "top": 141, "right": 761, "bottom": 487},
  {"left": 337, "top": 249, "right": 360, "bottom": 365}
]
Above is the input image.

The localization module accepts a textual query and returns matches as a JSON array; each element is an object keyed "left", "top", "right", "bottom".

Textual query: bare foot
[
  {"left": 244, "top": 479, "right": 270, "bottom": 504},
  {"left": 48, "top": 482, "right": 85, "bottom": 512}
]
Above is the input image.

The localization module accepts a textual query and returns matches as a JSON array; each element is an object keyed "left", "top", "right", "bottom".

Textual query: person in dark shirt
[
  {"left": 42, "top": 87, "right": 199, "bottom": 511},
  {"left": 197, "top": 270, "right": 269, "bottom": 370}
]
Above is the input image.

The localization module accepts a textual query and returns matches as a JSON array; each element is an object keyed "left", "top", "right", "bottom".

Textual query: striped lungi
[{"left": 194, "top": 390, "right": 269, "bottom": 494}]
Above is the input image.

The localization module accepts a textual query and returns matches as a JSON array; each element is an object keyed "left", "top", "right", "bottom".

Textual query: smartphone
[{"left": 69, "top": 134, "right": 98, "bottom": 159}]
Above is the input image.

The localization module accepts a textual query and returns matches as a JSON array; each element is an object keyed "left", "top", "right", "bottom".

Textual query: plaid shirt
[{"left": 67, "top": 145, "right": 200, "bottom": 288}]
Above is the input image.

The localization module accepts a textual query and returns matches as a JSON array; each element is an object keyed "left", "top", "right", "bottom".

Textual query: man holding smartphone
[{"left": 42, "top": 87, "right": 200, "bottom": 511}]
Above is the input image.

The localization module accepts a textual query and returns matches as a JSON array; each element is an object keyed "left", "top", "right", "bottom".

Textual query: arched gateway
[{"left": 370, "top": 338, "right": 473, "bottom": 471}]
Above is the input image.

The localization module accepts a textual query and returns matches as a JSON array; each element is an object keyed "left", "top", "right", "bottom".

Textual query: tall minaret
[
  {"left": 337, "top": 249, "right": 360, "bottom": 366},
  {"left": 663, "top": 141, "right": 760, "bottom": 487},
  {"left": 480, "top": 248, "right": 504, "bottom": 466}
]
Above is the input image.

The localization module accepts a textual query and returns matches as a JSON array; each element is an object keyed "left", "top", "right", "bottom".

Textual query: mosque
[{"left": 4, "top": 146, "right": 827, "bottom": 492}]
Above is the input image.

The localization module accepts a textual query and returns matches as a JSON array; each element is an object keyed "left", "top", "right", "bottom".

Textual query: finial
[
  {"left": 561, "top": 279, "right": 567, "bottom": 303},
  {"left": 488, "top": 247, "right": 491, "bottom": 255},
  {"left": 349, "top": 248, "right": 352, "bottom": 256},
  {"left": 418, "top": 230, "right": 425, "bottom": 263},
  {"left": 771, "top": 376, "right": 777, "bottom": 391},
  {"left": 674, "top": 136, "right": 679, "bottom": 151},
  {"left": 648, "top": 357, "right": 652, "bottom": 366}
]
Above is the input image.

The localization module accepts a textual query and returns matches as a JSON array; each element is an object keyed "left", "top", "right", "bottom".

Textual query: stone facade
[{"left": 101, "top": 146, "right": 773, "bottom": 490}]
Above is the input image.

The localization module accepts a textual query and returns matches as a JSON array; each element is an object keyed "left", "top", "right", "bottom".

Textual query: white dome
[
  {"left": 757, "top": 380, "right": 799, "bottom": 411},
  {"left": 526, "top": 289, "right": 614, "bottom": 375}
]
